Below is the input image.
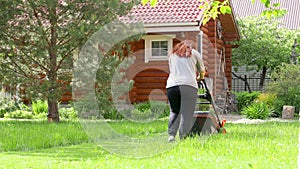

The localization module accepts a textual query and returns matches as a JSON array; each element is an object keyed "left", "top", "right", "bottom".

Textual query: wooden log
[
  {"left": 201, "top": 26, "right": 209, "bottom": 33},
  {"left": 136, "top": 89, "right": 166, "bottom": 94},
  {"left": 134, "top": 77, "right": 167, "bottom": 83}
]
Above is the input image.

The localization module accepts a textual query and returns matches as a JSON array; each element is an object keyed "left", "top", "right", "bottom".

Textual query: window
[
  {"left": 151, "top": 40, "right": 168, "bottom": 57},
  {"left": 143, "top": 34, "right": 175, "bottom": 63}
]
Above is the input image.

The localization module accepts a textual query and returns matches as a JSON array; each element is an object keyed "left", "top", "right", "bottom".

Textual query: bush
[
  {"left": 32, "top": 100, "right": 48, "bottom": 115},
  {"left": 0, "top": 101, "right": 17, "bottom": 118},
  {"left": 59, "top": 107, "right": 78, "bottom": 119},
  {"left": 134, "top": 102, "right": 151, "bottom": 112},
  {"left": 241, "top": 102, "right": 271, "bottom": 119},
  {"left": 134, "top": 101, "right": 169, "bottom": 119},
  {"left": 0, "top": 90, "right": 30, "bottom": 118},
  {"left": 0, "top": 91, "right": 18, "bottom": 118},
  {"left": 4, "top": 110, "right": 34, "bottom": 119},
  {"left": 130, "top": 108, "right": 153, "bottom": 121},
  {"left": 149, "top": 101, "right": 169, "bottom": 118},
  {"left": 235, "top": 91, "right": 260, "bottom": 112},
  {"left": 255, "top": 93, "right": 276, "bottom": 108},
  {"left": 266, "top": 63, "right": 300, "bottom": 115},
  {"left": 255, "top": 93, "right": 278, "bottom": 117}
]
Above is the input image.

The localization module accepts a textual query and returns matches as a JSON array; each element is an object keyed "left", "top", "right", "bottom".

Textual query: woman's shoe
[{"left": 167, "top": 135, "right": 175, "bottom": 142}]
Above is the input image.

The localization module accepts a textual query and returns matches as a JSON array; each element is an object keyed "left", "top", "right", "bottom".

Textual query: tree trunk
[
  {"left": 47, "top": 58, "right": 60, "bottom": 122},
  {"left": 47, "top": 2, "right": 59, "bottom": 122},
  {"left": 259, "top": 66, "right": 267, "bottom": 90},
  {"left": 47, "top": 97, "right": 59, "bottom": 122}
]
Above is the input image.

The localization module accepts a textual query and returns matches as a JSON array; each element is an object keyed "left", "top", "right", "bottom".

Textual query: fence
[{"left": 232, "top": 75, "right": 272, "bottom": 92}]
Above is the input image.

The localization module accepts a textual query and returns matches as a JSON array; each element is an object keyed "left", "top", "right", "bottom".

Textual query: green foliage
[
  {"left": 233, "top": 16, "right": 295, "bottom": 73},
  {"left": 134, "top": 102, "right": 151, "bottom": 112},
  {"left": 4, "top": 110, "right": 34, "bottom": 119},
  {"left": 94, "top": 45, "right": 139, "bottom": 120},
  {"left": 149, "top": 101, "right": 169, "bottom": 118},
  {"left": 32, "top": 100, "right": 48, "bottom": 115},
  {"left": 59, "top": 107, "right": 78, "bottom": 119},
  {"left": 200, "top": 0, "right": 231, "bottom": 24},
  {"left": 0, "top": 97, "right": 18, "bottom": 118},
  {"left": 241, "top": 102, "right": 272, "bottom": 119},
  {"left": 0, "top": 0, "right": 136, "bottom": 120},
  {"left": 0, "top": 90, "right": 30, "bottom": 118},
  {"left": 95, "top": 54, "right": 124, "bottom": 119},
  {"left": 102, "top": 109, "right": 124, "bottom": 120},
  {"left": 255, "top": 93, "right": 276, "bottom": 108},
  {"left": 232, "top": 17, "right": 297, "bottom": 90},
  {"left": 130, "top": 108, "right": 153, "bottom": 121},
  {"left": 133, "top": 101, "right": 169, "bottom": 120},
  {"left": 266, "top": 63, "right": 300, "bottom": 115},
  {"left": 235, "top": 91, "right": 260, "bottom": 112}
]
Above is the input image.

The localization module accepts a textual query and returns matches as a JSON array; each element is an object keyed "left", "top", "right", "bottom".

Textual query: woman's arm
[{"left": 192, "top": 49, "right": 206, "bottom": 80}]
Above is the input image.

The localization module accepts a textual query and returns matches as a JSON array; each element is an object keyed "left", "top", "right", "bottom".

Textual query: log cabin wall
[
  {"left": 127, "top": 38, "right": 168, "bottom": 103},
  {"left": 204, "top": 20, "right": 220, "bottom": 97},
  {"left": 224, "top": 43, "right": 233, "bottom": 90},
  {"left": 201, "top": 19, "right": 233, "bottom": 98}
]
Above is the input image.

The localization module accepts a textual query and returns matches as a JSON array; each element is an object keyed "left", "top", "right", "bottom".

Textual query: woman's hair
[{"left": 171, "top": 40, "right": 196, "bottom": 58}]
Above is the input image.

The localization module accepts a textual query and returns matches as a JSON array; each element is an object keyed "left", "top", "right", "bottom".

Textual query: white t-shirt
[{"left": 166, "top": 49, "right": 205, "bottom": 89}]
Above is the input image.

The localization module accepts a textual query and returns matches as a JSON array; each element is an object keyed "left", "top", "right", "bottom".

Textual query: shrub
[
  {"left": 0, "top": 101, "right": 17, "bottom": 118},
  {"left": 134, "top": 102, "right": 151, "bottom": 112},
  {"left": 0, "top": 91, "right": 18, "bottom": 118},
  {"left": 235, "top": 91, "right": 260, "bottom": 112},
  {"left": 241, "top": 102, "right": 271, "bottom": 119},
  {"left": 130, "top": 108, "right": 153, "bottom": 121},
  {"left": 149, "top": 101, "right": 169, "bottom": 118},
  {"left": 255, "top": 93, "right": 278, "bottom": 117},
  {"left": 255, "top": 93, "right": 277, "bottom": 108},
  {"left": 59, "top": 107, "right": 78, "bottom": 119},
  {"left": 74, "top": 94, "right": 102, "bottom": 119},
  {"left": 4, "top": 110, "right": 34, "bottom": 119},
  {"left": 266, "top": 63, "right": 300, "bottom": 115},
  {"left": 32, "top": 100, "right": 48, "bottom": 115},
  {"left": 33, "top": 113, "right": 47, "bottom": 119},
  {"left": 0, "top": 90, "right": 30, "bottom": 118},
  {"left": 134, "top": 101, "right": 169, "bottom": 119}
]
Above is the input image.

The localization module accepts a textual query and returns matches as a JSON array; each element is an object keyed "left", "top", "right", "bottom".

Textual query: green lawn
[{"left": 0, "top": 119, "right": 298, "bottom": 169}]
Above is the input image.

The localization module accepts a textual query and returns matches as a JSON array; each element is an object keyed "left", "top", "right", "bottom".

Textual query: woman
[{"left": 166, "top": 40, "right": 205, "bottom": 142}]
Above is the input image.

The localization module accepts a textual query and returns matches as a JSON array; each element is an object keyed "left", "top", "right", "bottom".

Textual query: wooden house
[{"left": 119, "top": 0, "right": 240, "bottom": 103}]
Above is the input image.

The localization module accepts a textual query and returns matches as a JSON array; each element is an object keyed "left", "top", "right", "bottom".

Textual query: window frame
[{"left": 142, "top": 34, "right": 176, "bottom": 63}]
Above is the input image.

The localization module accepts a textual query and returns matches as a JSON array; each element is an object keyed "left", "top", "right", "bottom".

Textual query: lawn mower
[{"left": 190, "top": 78, "right": 227, "bottom": 135}]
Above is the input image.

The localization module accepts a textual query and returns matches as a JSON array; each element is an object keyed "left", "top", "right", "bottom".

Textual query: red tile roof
[{"left": 120, "top": 0, "right": 204, "bottom": 24}]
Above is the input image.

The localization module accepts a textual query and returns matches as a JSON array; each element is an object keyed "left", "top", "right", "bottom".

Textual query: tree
[
  {"left": 232, "top": 16, "right": 298, "bottom": 90},
  {"left": 141, "top": 0, "right": 287, "bottom": 25},
  {"left": 0, "top": 0, "right": 136, "bottom": 122}
]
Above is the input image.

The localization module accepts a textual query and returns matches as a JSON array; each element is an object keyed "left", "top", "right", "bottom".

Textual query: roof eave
[
  {"left": 218, "top": 0, "right": 241, "bottom": 41},
  {"left": 143, "top": 21, "right": 201, "bottom": 33},
  {"left": 144, "top": 22, "right": 200, "bottom": 28}
]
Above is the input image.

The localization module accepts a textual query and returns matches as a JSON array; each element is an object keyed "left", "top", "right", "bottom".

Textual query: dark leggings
[{"left": 167, "top": 85, "right": 197, "bottom": 139}]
